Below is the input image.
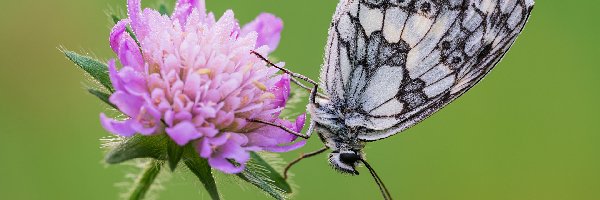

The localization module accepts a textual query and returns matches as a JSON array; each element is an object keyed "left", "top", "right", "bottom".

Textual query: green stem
[{"left": 129, "top": 160, "right": 162, "bottom": 200}]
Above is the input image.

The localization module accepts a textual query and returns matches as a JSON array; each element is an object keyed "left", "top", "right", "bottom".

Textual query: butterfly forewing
[{"left": 320, "top": 0, "right": 534, "bottom": 141}]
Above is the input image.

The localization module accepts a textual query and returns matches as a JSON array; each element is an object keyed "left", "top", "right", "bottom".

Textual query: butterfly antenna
[{"left": 360, "top": 159, "right": 393, "bottom": 200}]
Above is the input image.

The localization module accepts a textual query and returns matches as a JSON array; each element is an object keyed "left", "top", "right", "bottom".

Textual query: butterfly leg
[
  {"left": 251, "top": 50, "right": 321, "bottom": 104},
  {"left": 284, "top": 146, "right": 329, "bottom": 180},
  {"left": 248, "top": 119, "right": 310, "bottom": 139},
  {"left": 289, "top": 77, "right": 328, "bottom": 99},
  {"left": 305, "top": 119, "right": 315, "bottom": 137}
]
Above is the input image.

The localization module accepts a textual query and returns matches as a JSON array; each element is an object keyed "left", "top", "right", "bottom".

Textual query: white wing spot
[
  {"left": 406, "top": 10, "right": 458, "bottom": 78},
  {"left": 345, "top": 113, "right": 400, "bottom": 131},
  {"left": 401, "top": 14, "right": 433, "bottom": 47},
  {"left": 383, "top": 6, "right": 407, "bottom": 43},
  {"left": 479, "top": 0, "right": 498, "bottom": 14},
  {"left": 339, "top": 46, "right": 351, "bottom": 87},
  {"left": 338, "top": 14, "right": 354, "bottom": 42},
  {"left": 407, "top": 50, "right": 441, "bottom": 79},
  {"left": 365, "top": 117, "right": 402, "bottom": 130},
  {"left": 507, "top": 5, "right": 524, "bottom": 29},
  {"left": 421, "top": 64, "right": 452, "bottom": 85},
  {"left": 465, "top": 28, "right": 484, "bottom": 56},
  {"left": 500, "top": 0, "right": 517, "bottom": 13},
  {"left": 525, "top": 0, "right": 535, "bottom": 7},
  {"left": 424, "top": 75, "right": 455, "bottom": 97},
  {"left": 370, "top": 98, "right": 404, "bottom": 116},
  {"left": 349, "top": 0, "right": 359, "bottom": 17},
  {"left": 462, "top": 9, "right": 483, "bottom": 32},
  {"left": 359, "top": 4, "right": 384, "bottom": 37},
  {"left": 360, "top": 65, "right": 403, "bottom": 111}
]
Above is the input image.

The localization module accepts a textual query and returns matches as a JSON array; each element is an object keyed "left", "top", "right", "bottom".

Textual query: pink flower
[{"left": 101, "top": 0, "right": 304, "bottom": 173}]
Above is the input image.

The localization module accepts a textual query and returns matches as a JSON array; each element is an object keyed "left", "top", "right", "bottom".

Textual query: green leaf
[
  {"left": 238, "top": 171, "right": 285, "bottom": 200},
  {"left": 183, "top": 146, "right": 220, "bottom": 200},
  {"left": 63, "top": 50, "right": 113, "bottom": 91},
  {"left": 251, "top": 153, "right": 292, "bottom": 193},
  {"left": 166, "top": 140, "right": 184, "bottom": 171},
  {"left": 158, "top": 4, "right": 169, "bottom": 15},
  {"left": 105, "top": 134, "right": 168, "bottom": 164},
  {"left": 237, "top": 153, "right": 292, "bottom": 200},
  {"left": 87, "top": 89, "right": 116, "bottom": 109}
]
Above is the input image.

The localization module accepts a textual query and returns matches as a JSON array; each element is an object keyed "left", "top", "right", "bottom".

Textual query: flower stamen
[
  {"left": 253, "top": 80, "right": 268, "bottom": 91},
  {"left": 196, "top": 68, "right": 211, "bottom": 75},
  {"left": 260, "top": 92, "right": 275, "bottom": 100}
]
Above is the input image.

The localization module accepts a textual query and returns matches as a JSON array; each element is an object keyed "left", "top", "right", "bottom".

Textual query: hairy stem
[{"left": 129, "top": 160, "right": 162, "bottom": 200}]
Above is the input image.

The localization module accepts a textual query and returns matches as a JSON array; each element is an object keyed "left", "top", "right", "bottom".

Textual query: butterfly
[{"left": 252, "top": 0, "right": 534, "bottom": 199}]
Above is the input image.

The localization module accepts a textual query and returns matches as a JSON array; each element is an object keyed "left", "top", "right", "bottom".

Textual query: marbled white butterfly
[{"left": 253, "top": 0, "right": 534, "bottom": 199}]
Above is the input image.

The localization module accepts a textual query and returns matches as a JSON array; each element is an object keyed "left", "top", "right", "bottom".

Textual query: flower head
[{"left": 101, "top": 0, "right": 304, "bottom": 173}]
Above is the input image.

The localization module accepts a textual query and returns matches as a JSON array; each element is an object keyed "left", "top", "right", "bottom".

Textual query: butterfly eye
[{"left": 339, "top": 153, "right": 361, "bottom": 165}]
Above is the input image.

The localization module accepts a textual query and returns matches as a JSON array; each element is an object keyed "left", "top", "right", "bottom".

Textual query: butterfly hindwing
[{"left": 320, "top": 0, "right": 534, "bottom": 141}]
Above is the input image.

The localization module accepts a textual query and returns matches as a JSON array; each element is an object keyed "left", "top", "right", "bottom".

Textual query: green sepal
[
  {"left": 128, "top": 160, "right": 163, "bottom": 200},
  {"left": 237, "top": 153, "right": 292, "bottom": 200},
  {"left": 63, "top": 50, "right": 113, "bottom": 92},
  {"left": 183, "top": 146, "right": 220, "bottom": 200},
  {"left": 158, "top": 4, "right": 169, "bottom": 15},
  {"left": 166, "top": 140, "right": 184, "bottom": 171},
  {"left": 87, "top": 89, "right": 116, "bottom": 109},
  {"left": 110, "top": 14, "right": 121, "bottom": 25},
  {"left": 105, "top": 134, "right": 168, "bottom": 164}
]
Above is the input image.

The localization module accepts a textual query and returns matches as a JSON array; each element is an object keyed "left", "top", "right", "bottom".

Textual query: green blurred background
[{"left": 1, "top": 0, "right": 598, "bottom": 199}]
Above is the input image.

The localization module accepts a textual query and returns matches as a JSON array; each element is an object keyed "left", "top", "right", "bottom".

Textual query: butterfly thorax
[{"left": 310, "top": 98, "right": 367, "bottom": 175}]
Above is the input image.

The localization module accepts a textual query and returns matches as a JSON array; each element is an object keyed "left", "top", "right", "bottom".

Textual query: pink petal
[
  {"left": 269, "top": 74, "right": 291, "bottom": 109},
  {"left": 264, "top": 140, "right": 306, "bottom": 153},
  {"left": 198, "top": 126, "right": 219, "bottom": 138},
  {"left": 245, "top": 113, "right": 307, "bottom": 152},
  {"left": 205, "top": 133, "right": 250, "bottom": 174},
  {"left": 166, "top": 121, "right": 202, "bottom": 146},
  {"left": 241, "top": 13, "right": 283, "bottom": 52},
  {"left": 109, "top": 19, "right": 143, "bottom": 70},
  {"left": 197, "top": 139, "right": 212, "bottom": 158},
  {"left": 294, "top": 113, "right": 307, "bottom": 132},
  {"left": 131, "top": 105, "right": 161, "bottom": 135},
  {"left": 208, "top": 157, "right": 245, "bottom": 174},
  {"left": 172, "top": 0, "right": 206, "bottom": 25},
  {"left": 117, "top": 37, "right": 143, "bottom": 70},
  {"left": 127, "top": 0, "right": 148, "bottom": 39},
  {"left": 118, "top": 67, "right": 147, "bottom": 96},
  {"left": 100, "top": 113, "right": 136, "bottom": 137},
  {"left": 109, "top": 19, "right": 130, "bottom": 53},
  {"left": 107, "top": 59, "right": 123, "bottom": 91},
  {"left": 109, "top": 91, "right": 144, "bottom": 117}
]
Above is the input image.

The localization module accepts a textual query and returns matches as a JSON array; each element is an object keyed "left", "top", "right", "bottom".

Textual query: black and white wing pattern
[{"left": 320, "top": 0, "right": 534, "bottom": 141}]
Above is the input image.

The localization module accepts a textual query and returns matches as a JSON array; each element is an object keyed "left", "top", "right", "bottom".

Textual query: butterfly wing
[{"left": 320, "top": 0, "right": 534, "bottom": 141}]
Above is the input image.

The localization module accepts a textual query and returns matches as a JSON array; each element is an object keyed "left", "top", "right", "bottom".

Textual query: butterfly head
[{"left": 329, "top": 150, "right": 362, "bottom": 175}]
